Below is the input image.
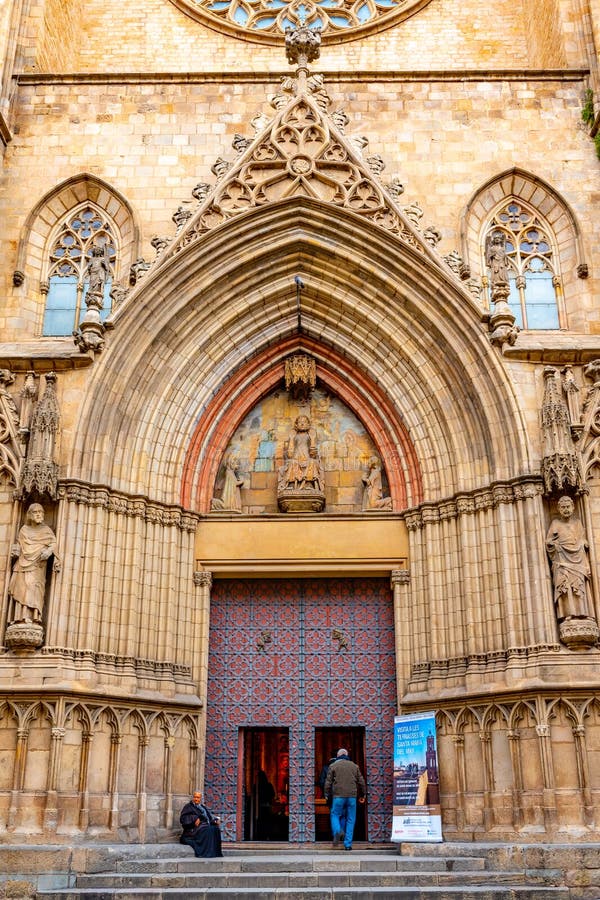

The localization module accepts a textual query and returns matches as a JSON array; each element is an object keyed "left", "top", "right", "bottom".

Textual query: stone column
[
  {"left": 6, "top": 726, "right": 29, "bottom": 831},
  {"left": 572, "top": 724, "right": 595, "bottom": 828},
  {"left": 78, "top": 730, "right": 92, "bottom": 830},
  {"left": 42, "top": 725, "right": 66, "bottom": 831},
  {"left": 108, "top": 734, "right": 122, "bottom": 832},
  {"left": 390, "top": 568, "right": 410, "bottom": 703},
  {"left": 507, "top": 728, "right": 524, "bottom": 829},
  {"left": 478, "top": 730, "right": 495, "bottom": 831},
  {"left": 164, "top": 734, "right": 175, "bottom": 829},
  {"left": 536, "top": 723, "right": 557, "bottom": 830},
  {"left": 453, "top": 734, "right": 466, "bottom": 833},
  {"left": 137, "top": 734, "right": 149, "bottom": 842},
  {"left": 194, "top": 570, "right": 212, "bottom": 789}
]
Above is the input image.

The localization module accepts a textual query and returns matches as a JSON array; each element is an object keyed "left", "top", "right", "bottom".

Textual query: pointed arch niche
[
  {"left": 461, "top": 168, "right": 589, "bottom": 332},
  {"left": 184, "top": 337, "right": 421, "bottom": 575}
]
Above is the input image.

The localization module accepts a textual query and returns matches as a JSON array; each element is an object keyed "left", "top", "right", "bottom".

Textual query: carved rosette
[
  {"left": 5, "top": 622, "right": 44, "bottom": 651},
  {"left": 558, "top": 617, "right": 600, "bottom": 651}
]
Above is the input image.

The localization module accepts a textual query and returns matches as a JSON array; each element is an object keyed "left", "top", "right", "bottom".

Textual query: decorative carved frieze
[
  {"left": 58, "top": 480, "right": 200, "bottom": 532},
  {"left": 41, "top": 645, "right": 193, "bottom": 681},
  {"left": 402, "top": 477, "right": 544, "bottom": 529}
]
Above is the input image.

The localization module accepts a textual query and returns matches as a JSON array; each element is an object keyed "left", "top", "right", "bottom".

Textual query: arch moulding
[{"left": 182, "top": 333, "right": 423, "bottom": 514}]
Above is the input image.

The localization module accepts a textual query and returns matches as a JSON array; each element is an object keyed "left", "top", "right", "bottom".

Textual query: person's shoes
[
  {"left": 333, "top": 831, "right": 344, "bottom": 847},
  {"left": 344, "top": 845, "right": 352, "bottom": 851}
]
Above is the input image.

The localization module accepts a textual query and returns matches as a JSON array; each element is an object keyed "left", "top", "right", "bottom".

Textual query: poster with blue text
[{"left": 391, "top": 711, "right": 442, "bottom": 842}]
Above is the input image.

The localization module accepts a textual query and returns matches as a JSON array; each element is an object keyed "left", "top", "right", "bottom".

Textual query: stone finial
[
  {"left": 151, "top": 235, "right": 171, "bottom": 257},
  {"left": 402, "top": 202, "right": 423, "bottom": 229},
  {"left": 366, "top": 155, "right": 385, "bottom": 176},
  {"left": 444, "top": 250, "right": 470, "bottom": 279},
  {"left": 129, "top": 258, "right": 150, "bottom": 286},
  {"left": 540, "top": 366, "right": 583, "bottom": 495},
  {"left": 211, "top": 157, "right": 232, "bottom": 180},
  {"left": 109, "top": 283, "right": 129, "bottom": 309},
  {"left": 192, "top": 182, "right": 211, "bottom": 203},
  {"left": 387, "top": 176, "right": 405, "bottom": 198},
  {"left": 20, "top": 372, "right": 60, "bottom": 499},
  {"left": 350, "top": 135, "right": 369, "bottom": 155},
  {"left": 331, "top": 109, "right": 350, "bottom": 132},
  {"left": 172, "top": 205, "right": 193, "bottom": 230},
  {"left": 423, "top": 226, "right": 442, "bottom": 248},
  {"left": 285, "top": 25, "right": 321, "bottom": 67},
  {"left": 232, "top": 134, "right": 252, "bottom": 154}
]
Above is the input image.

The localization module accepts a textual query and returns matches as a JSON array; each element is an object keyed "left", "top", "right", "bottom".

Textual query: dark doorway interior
[
  {"left": 314, "top": 726, "right": 367, "bottom": 841},
  {"left": 242, "top": 727, "right": 289, "bottom": 841}
]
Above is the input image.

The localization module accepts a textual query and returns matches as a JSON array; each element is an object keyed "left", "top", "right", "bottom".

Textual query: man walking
[{"left": 324, "top": 748, "right": 366, "bottom": 851}]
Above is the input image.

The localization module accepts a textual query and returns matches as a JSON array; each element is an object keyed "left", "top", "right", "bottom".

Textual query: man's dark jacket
[{"left": 324, "top": 756, "right": 366, "bottom": 799}]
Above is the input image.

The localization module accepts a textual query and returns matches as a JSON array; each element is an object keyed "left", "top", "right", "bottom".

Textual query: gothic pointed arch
[
  {"left": 12, "top": 173, "right": 141, "bottom": 335},
  {"left": 69, "top": 194, "right": 532, "bottom": 509},
  {"left": 460, "top": 167, "right": 588, "bottom": 330}
]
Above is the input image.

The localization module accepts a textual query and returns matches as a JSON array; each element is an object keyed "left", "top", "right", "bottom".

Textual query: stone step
[
  {"left": 104, "top": 854, "right": 487, "bottom": 874},
  {"left": 73, "top": 869, "right": 534, "bottom": 887},
  {"left": 35, "top": 886, "right": 571, "bottom": 900}
]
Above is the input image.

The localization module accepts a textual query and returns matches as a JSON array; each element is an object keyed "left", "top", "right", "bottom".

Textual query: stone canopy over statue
[
  {"left": 546, "top": 495, "right": 599, "bottom": 649},
  {"left": 5, "top": 503, "right": 60, "bottom": 650},
  {"left": 278, "top": 414, "right": 326, "bottom": 512}
]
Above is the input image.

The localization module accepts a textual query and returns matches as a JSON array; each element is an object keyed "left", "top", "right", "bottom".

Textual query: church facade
[{"left": 1, "top": 0, "right": 600, "bottom": 843}]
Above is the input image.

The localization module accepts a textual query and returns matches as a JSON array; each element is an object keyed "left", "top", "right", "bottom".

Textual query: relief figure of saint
[
  {"left": 362, "top": 457, "right": 392, "bottom": 511},
  {"left": 279, "top": 414, "right": 324, "bottom": 492},
  {"left": 211, "top": 454, "right": 244, "bottom": 513}
]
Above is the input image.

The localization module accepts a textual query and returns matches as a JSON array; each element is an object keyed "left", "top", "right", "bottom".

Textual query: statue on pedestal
[
  {"left": 5, "top": 503, "right": 60, "bottom": 650},
  {"left": 546, "top": 495, "right": 599, "bottom": 649},
  {"left": 278, "top": 414, "right": 325, "bottom": 512}
]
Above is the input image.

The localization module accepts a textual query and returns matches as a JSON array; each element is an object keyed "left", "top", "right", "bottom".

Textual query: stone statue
[
  {"left": 280, "top": 415, "right": 324, "bottom": 492},
  {"left": 85, "top": 245, "right": 110, "bottom": 299},
  {"left": 362, "top": 457, "right": 393, "bottom": 511},
  {"left": 8, "top": 503, "right": 60, "bottom": 626},
  {"left": 277, "top": 414, "right": 326, "bottom": 512},
  {"left": 546, "top": 495, "right": 593, "bottom": 620},
  {"left": 211, "top": 455, "right": 244, "bottom": 513},
  {"left": 485, "top": 230, "right": 509, "bottom": 293}
]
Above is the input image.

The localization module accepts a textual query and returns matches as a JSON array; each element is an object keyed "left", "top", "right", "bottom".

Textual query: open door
[
  {"left": 314, "top": 726, "right": 367, "bottom": 841},
  {"left": 241, "top": 727, "right": 289, "bottom": 841}
]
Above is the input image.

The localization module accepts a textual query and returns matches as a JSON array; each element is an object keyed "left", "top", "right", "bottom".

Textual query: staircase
[{"left": 29, "top": 842, "right": 575, "bottom": 900}]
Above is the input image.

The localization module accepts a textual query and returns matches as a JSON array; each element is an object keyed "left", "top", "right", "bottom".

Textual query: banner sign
[{"left": 391, "top": 711, "right": 442, "bottom": 842}]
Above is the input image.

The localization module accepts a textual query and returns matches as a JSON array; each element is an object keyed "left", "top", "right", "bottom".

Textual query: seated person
[{"left": 180, "top": 790, "right": 223, "bottom": 858}]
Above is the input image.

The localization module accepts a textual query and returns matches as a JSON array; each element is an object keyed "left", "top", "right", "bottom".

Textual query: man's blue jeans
[{"left": 330, "top": 796, "right": 357, "bottom": 849}]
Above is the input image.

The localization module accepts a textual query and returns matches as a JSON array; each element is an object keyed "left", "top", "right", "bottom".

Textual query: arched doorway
[{"left": 204, "top": 577, "right": 396, "bottom": 842}]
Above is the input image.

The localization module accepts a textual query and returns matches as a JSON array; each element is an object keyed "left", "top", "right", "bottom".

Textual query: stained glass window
[
  {"left": 42, "top": 206, "right": 117, "bottom": 336},
  {"left": 483, "top": 200, "right": 561, "bottom": 330}
]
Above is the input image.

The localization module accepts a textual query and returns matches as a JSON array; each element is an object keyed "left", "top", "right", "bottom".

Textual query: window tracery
[
  {"left": 482, "top": 199, "right": 561, "bottom": 330},
  {"left": 168, "top": 0, "right": 432, "bottom": 41},
  {"left": 43, "top": 205, "right": 117, "bottom": 336}
]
